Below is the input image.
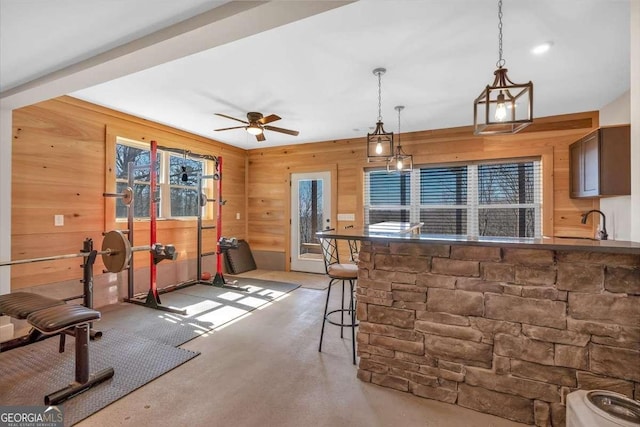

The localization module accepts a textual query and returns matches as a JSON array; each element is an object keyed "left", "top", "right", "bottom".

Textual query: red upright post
[
  {"left": 213, "top": 156, "right": 225, "bottom": 286},
  {"left": 146, "top": 140, "right": 161, "bottom": 304}
]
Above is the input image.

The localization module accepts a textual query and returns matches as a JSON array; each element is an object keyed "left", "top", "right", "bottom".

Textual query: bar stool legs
[{"left": 318, "top": 277, "right": 358, "bottom": 365}]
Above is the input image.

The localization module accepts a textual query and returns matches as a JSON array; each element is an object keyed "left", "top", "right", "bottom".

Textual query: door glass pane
[{"left": 298, "top": 179, "right": 323, "bottom": 258}]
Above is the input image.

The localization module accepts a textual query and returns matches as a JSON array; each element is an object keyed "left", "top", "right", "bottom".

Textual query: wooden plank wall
[
  {"left": 11, "top": 101, "right": 600, "bottom": 288},
  {"left": 11, "top": 96, "right": 247, "bottom": 289},
  {"left": 247, "top": 111, "right": 600, "bottom": 269}
]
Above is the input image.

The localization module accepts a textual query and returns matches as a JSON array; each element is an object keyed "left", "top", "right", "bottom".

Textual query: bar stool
[{"left": 318, "top": 236, "right": 359, "bottom": 364}]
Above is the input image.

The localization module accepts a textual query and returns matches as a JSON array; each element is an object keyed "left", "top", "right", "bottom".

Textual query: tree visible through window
[
  {"left": 114, "top": 139, "right": 206, "bottom": 219},
  {"left": 168, "top": 155, "right": 203, "bottom": 217},
  {"left": 298, "top": 179, "right": 324, "bottom": 255}
]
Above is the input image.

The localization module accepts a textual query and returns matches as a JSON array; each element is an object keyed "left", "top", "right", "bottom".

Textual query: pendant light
[
  {"left": 387, "top": 106, "right": 413, "bottom": 173},
  {"left": 473, "top": 0, "right": 533, "bottom": 135},
  {"left": 367, "top": 68, "right": 394, "bottom": 161}
]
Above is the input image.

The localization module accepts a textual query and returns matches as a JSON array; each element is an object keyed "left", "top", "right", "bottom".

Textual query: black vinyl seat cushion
[
  {"left": 0, "top": 292, "right": 65, "bottom": 319},
  {"left": 27, "top": 305, "right": 101, "bottom": 334}
]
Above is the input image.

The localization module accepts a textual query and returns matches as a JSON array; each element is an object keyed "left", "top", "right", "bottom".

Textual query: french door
[{"left": 290, "top": 171, "right": 332, "bottom": 273}]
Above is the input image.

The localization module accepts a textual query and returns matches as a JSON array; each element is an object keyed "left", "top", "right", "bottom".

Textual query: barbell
[
  {"left": 0, "top": 230, "right": 157, "bottom": 273},
  {"left": 103, "top": 187, "right": 134, "bottom": 206}
]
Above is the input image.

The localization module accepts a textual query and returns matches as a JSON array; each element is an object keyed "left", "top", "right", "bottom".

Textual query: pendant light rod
[
  {"left": 497, "top": 0, "right": 505, "bottom": 68},
  {"left": 373, "top": 67, "right": 386, "bottom": 121},
  {"left": 395, "top": 105, "right": 404, "bottom": 145}
]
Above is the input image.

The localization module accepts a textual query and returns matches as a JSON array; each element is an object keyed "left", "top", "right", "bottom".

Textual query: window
[
  {"left": 168, "top": 155, "right": 203, "bottom": 217},
  {"left": 364, "top": 159, "right": 542, "bottom": 238},
  {"left": 115, "top": 138, "right": 207, "bottom": 219},
  {"left": 365, "top": 171, "right": 411, "bottom": 224}
]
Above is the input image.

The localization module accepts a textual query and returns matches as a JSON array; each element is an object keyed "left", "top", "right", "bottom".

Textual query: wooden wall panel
[
  {"left": 247, "top": 112, "right": 601, "bottom": 265},
  {"left": 11, "top": 96, "right": 247, "bottom": 291}
]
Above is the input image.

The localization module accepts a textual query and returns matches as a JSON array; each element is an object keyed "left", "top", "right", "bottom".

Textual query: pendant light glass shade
[
  {"left": 367, "top": 68, "right": 394, "bottom": 161},
  {"left": 474, "top": 0, "right": 533, "bottom": 135},
  {"left": 387, "top": 106, "right": 412, "bottom": 173}
]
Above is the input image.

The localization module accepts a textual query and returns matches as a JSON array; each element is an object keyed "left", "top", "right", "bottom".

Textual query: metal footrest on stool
[{"left": 325, "top": 308, "right": 359, "bottom": 328}]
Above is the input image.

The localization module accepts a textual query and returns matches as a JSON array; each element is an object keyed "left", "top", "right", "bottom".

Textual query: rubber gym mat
[
  {"left": 0, "top": 328, "right": 198, "bottom": 426},
  {"left": 225, "top": 239, "right": 257, "bottom": 274},
  {"left": 99, "top": 279, "right": 300, "bottom": 347}
]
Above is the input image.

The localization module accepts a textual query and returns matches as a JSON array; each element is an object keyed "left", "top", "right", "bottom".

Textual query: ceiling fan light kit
[
  {"left": 367, "top": 67, "right": 394, "bottom": 162},
  {"left": 214, "top": 111, "right": 299, "bottom": 142},
  {"left": 473, "top": 0, "right": 533, "bottom": 135}
]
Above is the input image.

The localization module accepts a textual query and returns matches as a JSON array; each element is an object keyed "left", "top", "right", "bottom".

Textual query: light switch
[
  {"left": 236, "top": 212, "right": 241, "bottom": 220},
  {"left": 54, "top": 215, "right": 64, "bottom": 226}
]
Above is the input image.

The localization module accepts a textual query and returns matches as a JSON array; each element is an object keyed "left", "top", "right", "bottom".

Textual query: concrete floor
[{"left": 80, "top": 272, "right": 527, "bottom": 427}]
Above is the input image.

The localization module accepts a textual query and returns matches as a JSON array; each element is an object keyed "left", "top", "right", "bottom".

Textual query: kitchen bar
[{"left": 318, "top": 228, "right": 640, "bottom": 426}]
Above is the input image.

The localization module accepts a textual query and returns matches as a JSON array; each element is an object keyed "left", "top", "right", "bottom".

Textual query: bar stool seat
[{"left": 318, "top": 236, "right": 359, "bottom": 365}]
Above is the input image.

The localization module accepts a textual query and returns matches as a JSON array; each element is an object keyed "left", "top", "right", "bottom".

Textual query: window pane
[
  {"left": 478, "top": 162, "right": 534, "bottom": 204},
  {"left": 116, "top": 145, "right": 151, "bottom": 180},
  {"left": 170, "top": 188, "right": 200, "bottom": 217},
  {"left": 298, "top": 179, "right": 324, "bottom": 250},
  {"left": 169, "top": 156, "right": 203, "bottom": 186},
  {"left": 116, "top": 182, "right": 153, "bottom": 218},
  {"left": 369, "top": 209, "right": 410, "bottom": 224},
  {"left": 478, "top": 208, "right": 535, "bottom": 237},
  {"left": 420, "top": 209, "right": 467, "bottom": 235},
  {"left": 369, "top": 170, "right": 410, "bottom": 206},
  {"left": 420, "top": 167, "right": 467, "bottom": 205}
]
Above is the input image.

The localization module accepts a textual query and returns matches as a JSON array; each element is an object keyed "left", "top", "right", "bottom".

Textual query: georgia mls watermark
[{"left": 0, "top": 406, "right": 63, "bottom": 427}]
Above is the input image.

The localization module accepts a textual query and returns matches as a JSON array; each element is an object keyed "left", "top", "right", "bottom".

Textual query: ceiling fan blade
[
  {"left": 214, "top": 126, "right": 246, "bottom": 131},
  {"left": 264, "top": 125, "right": 299, "bottom": 136},
  {"left": 215, "top": 113, "right": 248, "bottom": 124},
  {"left": 258, "top": 114, "right": 281, "bottom": 125},
  {"left": 256, "top": 133, "right": 266, "bottom": 142}
]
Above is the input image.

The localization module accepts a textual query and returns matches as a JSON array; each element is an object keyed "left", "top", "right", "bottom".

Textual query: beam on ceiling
[{"left": 0, "top": 1, "right": 353, "bottom": 110}]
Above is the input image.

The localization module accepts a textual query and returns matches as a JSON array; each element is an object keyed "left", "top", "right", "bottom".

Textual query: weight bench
[
  {"left": 0, "top": 293, "right": 115, "bottom": 404},
  {"left": 0, "top": 292, "right": 65, "bottom": 351}
]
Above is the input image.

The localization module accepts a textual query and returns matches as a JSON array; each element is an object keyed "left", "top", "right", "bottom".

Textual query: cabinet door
[
  {"left": 582, "top": 133, "right": 599, "bottom": 196},
  {"left": 569, "top": 142, "right": 582, "bottom": 198}
]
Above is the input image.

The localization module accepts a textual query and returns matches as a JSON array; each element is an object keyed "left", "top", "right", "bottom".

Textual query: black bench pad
[
  {"left": 27, "top": 305, "right": 100, "bottom": 334},
  {"left": 0, "top": 292, "right": 65, "bottom": 319}
]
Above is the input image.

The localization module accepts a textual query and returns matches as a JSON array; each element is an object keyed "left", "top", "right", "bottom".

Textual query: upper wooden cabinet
[{"left": 569, "top": 125, "right": 631, "bottom": 198}]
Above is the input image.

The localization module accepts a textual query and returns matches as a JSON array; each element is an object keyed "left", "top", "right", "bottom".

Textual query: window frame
[
  {"left": 114, "top": 137, "right": 209, "bottom": 221},
  {"left": 364, "top": 157, "right": 543, "bottom": 238}
]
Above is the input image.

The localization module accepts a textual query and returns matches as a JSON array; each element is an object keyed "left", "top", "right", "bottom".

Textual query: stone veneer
[{"left": 355, "top": 241, "right": 640, "bottom": 427}]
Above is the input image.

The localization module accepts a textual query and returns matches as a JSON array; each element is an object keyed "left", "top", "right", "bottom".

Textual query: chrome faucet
[{"left": 581, "top": 210, "right": 608, "bottom": 240}]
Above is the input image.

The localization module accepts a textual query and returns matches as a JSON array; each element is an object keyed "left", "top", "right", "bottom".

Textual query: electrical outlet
[
  {"left": 54, "top": 215, "right": 64, "bottom": 226},
  {"left": 337, "top": 213, "right": 355, "bottom": 221}
]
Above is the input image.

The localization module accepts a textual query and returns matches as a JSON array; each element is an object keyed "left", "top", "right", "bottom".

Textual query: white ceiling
[{"left": 0, "top": 0, "right": 630, "bottom": 150}]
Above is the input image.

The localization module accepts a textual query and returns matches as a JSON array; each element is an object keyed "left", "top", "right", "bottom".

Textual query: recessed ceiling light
[{"left": 531, "top": 41, "right": 553, "bottom": 55}]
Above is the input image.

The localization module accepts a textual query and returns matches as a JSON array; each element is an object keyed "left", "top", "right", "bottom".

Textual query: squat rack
[
  {"left": 107, "top": 140, "right": 184, "bottom": 314},
  {"left": 107, "top": 140, "right": 245, "bottom": 308}
]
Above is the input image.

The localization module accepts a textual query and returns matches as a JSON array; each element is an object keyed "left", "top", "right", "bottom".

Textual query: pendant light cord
[
  {"left": 497, "top": 0, "right": 505, "bottom": 68},
  {"left": 397, "top": 107, "right": 402, "bottom": 149},
  {"left": 377, "top": 71, "right": 383, "bottom": 121}
]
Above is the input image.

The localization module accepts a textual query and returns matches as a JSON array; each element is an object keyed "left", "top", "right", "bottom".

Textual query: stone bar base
[{"left": 355, "top": 241, "right": 640, "bottom": 426}]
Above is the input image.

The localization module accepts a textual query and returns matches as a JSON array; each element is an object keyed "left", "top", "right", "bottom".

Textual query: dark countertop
[{"left": 317, "top": 227, "right": 640, "bottom": 254}]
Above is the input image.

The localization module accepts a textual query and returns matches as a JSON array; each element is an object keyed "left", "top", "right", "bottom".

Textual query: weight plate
[
  {"left": 122, "top": 187, "right": 134, "bottom": 206},
  {"left": 101, "top": 230, "right": 132, "bottom": 273}
]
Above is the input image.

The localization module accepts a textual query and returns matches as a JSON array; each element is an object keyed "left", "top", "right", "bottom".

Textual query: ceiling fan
[{"left": 214, "top": 112, "right": 299, "bottom": 142}]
